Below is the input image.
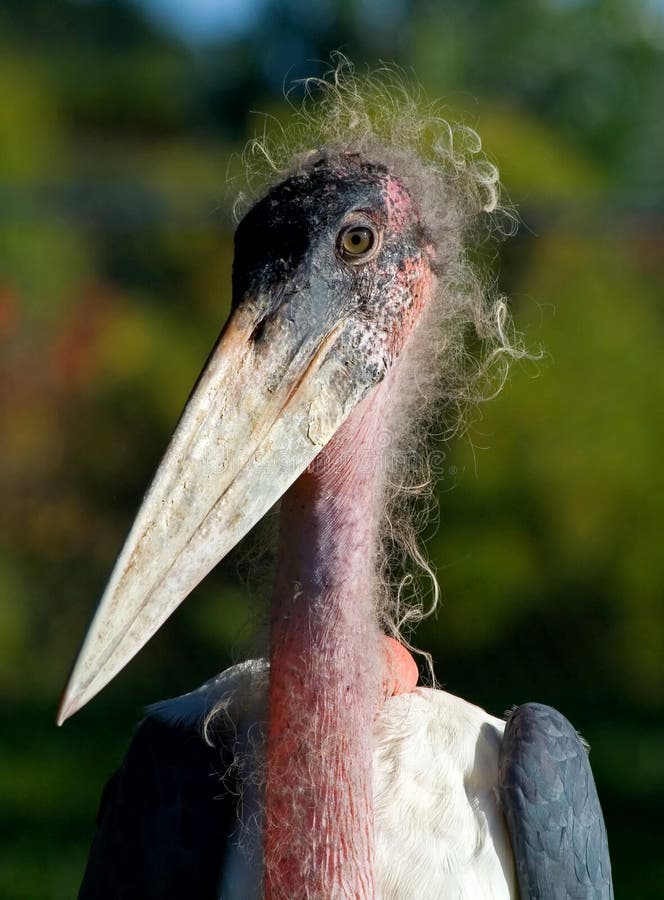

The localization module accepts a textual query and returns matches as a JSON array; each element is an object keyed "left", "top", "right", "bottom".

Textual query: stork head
[
  {"left": 233, "top": 152, "right": 435, "bottom": 373},
  {"left": 59, "top": 64, "right": 509, "bottom": 723},
  {"left": 58, "top": 151, "right": 441, "bottom": 722}
]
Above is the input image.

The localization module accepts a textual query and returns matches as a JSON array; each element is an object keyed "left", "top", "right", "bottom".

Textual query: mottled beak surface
[{"left": 58, "top": 292, "right": 383, "bottom": 723}]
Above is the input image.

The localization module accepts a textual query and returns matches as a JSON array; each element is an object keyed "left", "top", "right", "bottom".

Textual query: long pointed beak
[{"left": 58, "top": 293, "right": 380, "bottom": 724}]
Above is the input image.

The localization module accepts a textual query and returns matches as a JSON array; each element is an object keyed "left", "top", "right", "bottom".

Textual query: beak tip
[
  {"left": 56, "top": 701, "right": 72, "bottom": 727},
  {"left": 56, "top": 680, "right": 86, "bottom": 726}
]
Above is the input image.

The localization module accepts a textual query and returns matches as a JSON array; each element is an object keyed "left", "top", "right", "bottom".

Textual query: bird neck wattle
[{"left": 264, "top": 380, "right": 394, "bottom": 900}]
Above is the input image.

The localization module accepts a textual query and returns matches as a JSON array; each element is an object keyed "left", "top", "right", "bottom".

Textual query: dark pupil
[{"left": 351, "top": 233, "right": 363, "bottom": 244}]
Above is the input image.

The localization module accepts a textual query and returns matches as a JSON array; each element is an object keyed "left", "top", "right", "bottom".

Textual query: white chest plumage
[
  {"left": 154, "top": 663, "right": 516, "bottom": 900},
  {"left": 374, "top": 688, "right": 516, "bottom": 900}
]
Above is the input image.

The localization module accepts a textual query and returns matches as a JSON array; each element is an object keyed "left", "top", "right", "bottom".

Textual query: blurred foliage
[{"left": 1, "top": 0, "right": 663, "bottom": 897}]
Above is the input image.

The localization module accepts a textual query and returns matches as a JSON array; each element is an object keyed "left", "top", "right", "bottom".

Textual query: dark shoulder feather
[
  {"left": 78, "top": 711, "right": 239, "bottom": 900},
  {"left": 498, "top": 702, "right": 613, "bottom": 900}
]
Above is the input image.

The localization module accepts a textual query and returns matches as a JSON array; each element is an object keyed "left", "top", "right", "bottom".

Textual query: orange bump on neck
[{"left": 381, "top": 635, "right": 419, "bottom": 698}]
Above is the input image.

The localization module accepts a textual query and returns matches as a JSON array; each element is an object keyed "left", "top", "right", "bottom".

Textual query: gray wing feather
[
  {"left": 78, "top": 713, "right": 238, "bottom": 900},
  {"left": 498, "top": 702, "right": 613, "bottom": 900}
]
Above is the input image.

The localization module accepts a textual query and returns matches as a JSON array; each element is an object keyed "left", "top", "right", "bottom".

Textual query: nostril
[{"left": 250, "top": 317, "right": 267, "bottom": 344}]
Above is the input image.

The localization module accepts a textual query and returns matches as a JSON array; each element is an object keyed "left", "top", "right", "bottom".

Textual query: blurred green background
[{"left": 1, "top": 0, "right": 662, "bottom": 896}]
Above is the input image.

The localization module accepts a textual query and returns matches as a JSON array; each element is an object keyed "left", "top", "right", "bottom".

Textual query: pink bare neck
[{"left": 263, "top": 374, "right": 398, "bottom": 899}]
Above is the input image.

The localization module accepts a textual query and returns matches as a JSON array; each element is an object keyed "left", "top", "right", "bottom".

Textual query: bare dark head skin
[
  {"left": 232, "top": 153, "right": 435, "bottom": 395},
  {"left": 246, "top": 156, "right": 436, "bottom": 899}
]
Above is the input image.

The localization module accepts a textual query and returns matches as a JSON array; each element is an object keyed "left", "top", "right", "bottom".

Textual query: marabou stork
[{"left": 59, "top": 65, "right": 613, "bottom": 899}]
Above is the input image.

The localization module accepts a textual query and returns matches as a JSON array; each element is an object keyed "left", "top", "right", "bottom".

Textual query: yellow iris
[{"left": 340, "top": 226, "right": 375, "bottom": 259}]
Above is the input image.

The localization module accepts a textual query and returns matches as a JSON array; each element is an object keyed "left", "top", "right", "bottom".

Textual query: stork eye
[{"left": 338, "top": 225, "right": 377, "bottom": 262}]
